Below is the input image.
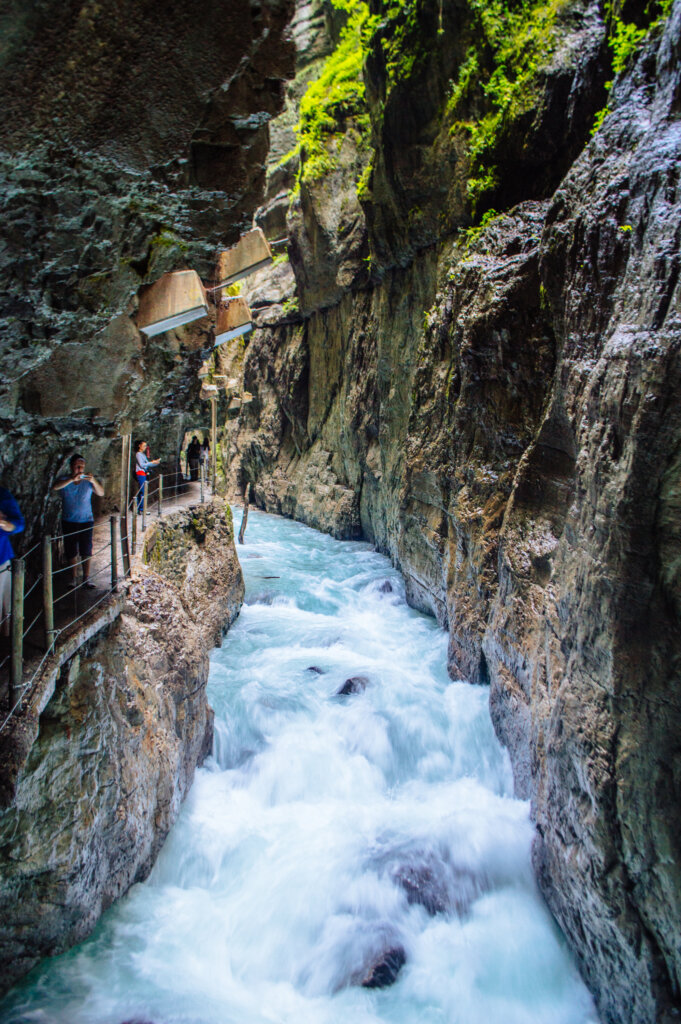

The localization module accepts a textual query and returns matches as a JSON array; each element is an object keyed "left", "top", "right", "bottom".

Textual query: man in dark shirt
[
  {"left": 186, "top": 436, "right": 201, "bottom": 481},
  {"left": 52, "top": 454, "right": 104, "bottom": 589},
  {"left": 0, "top": 487, "right": 24, "bottom": 636}
]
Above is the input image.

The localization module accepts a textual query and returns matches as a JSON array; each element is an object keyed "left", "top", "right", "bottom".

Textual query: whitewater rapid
[{"left": 0, "top": 508, "right": 597, "bottom": 1024}]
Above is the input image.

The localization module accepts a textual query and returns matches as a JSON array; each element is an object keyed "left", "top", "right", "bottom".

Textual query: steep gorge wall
[
  {"left": 219, "top": 1, "right": 681, "bottom": 1020},
  {"left": 0, "top": 502, "right": 244, "bottom": 995}
]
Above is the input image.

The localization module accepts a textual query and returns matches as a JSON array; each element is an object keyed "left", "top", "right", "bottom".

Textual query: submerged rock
[
  {"left": 378, "top": 580, "right": 393, "bottom": 594},
  {"left": 376, "top": 843, "right": 490, "bottom": 919},
  {"left": 337, "top": 676, "right": 370, "bottom": 696},
  {"left": 359, "top": 946, "right": 406, "bottom": 989},
  {"left": 392, "top": 857, "right": 488, "bottom": 918},
  {"left": 306, "top": 665, "right": 325, "bottom": 674}
]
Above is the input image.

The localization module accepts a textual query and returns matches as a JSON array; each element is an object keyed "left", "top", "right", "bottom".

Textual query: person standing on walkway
[
  {"left": 52, "top": 454, "right": 104, "bottom": 589},
  {"left": 0, "top": 486, "right": 24, "bottom": 635},
  {"left": 186, "top": 436, "right": 201, "bottom": 481},
  {"left": 135, "top": 440, "right": 160, "bottom": 513}
]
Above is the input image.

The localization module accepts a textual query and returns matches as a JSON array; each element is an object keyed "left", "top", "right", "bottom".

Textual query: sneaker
[
  {"left": 83, "top": 580, "right": 96, "bottom": 590},
  {"left": 67, "top": 579, "right": 78, "bottom": 590}
]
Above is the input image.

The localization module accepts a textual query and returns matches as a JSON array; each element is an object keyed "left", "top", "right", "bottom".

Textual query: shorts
[{"left": 62, "top": 520, "right": 94, "bottom": 560}]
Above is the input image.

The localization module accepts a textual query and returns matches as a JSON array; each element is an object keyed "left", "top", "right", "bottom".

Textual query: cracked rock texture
[
  {"left": 220, "top": 0, "right": 681, "bottom": 1020},
  {"left": 0, "top": 501, "right": 244, "bottom": 996}
]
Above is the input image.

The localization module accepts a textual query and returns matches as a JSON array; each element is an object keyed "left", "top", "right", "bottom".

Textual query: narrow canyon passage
[{"left": 1, "top": 509, "right": 597, "bottom": 1024}]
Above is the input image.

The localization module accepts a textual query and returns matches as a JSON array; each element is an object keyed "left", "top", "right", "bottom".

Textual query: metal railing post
[
  {"left": 143, "top": 480, "right": 148, "bottom": 532},
  {"left": 119, "top": 514, "right": 130, "bottom": 578},
  {"left": 10, "top": 558, "right": 25, "bottom": 699},
  {"left": 131, "top": 502, "right": 137, "bottom": 554},
  {"left": 42, "top": 536, "right": 55, "bottom": 650},
  {"left": 110, "top": 516, "right": 117, "bottom": 591},
  {"left": 211, "top": 397, "right": 217, "bottom": 493},
  {"left": 200, "top": 462, "right": 205, "bottom": 503},
  {"left": 158, "top": 473, "right": 163, "bottom": 517}
]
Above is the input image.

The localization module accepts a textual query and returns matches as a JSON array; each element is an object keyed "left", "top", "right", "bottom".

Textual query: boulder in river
[
  {"left": 392, "top": 857, "right": 487, "bottom": 917},
  {"left": 359, "top": 946, "right": 406, "bottom": 988},
  {"left": 372, "top": 843, "right": 490, "bottom": 918},
  {"left": 337, "top": 676, "right": 370, "bottom": 696},
  {"left": 378, "top": 580, "right": 393, "bottom": 594}
]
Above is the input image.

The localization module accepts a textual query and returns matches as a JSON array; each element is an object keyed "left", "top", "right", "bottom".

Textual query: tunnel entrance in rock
[{"left": 181, "top": 429, "right": 211, "bottom": 483}]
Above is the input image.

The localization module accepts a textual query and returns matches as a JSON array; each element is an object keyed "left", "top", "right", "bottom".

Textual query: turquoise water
[{"left": 0, "top": 508, "right": 597, "bottom": 1024}]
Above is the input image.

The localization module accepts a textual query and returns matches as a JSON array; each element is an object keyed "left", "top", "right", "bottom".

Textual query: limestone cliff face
[
  {"left": 0, "top": 502, "right": 244, "bottom": 996},
  {"left": 0, "top": 0, "right": 295, "bottom": 542},
  {"left": 521, "top": 18, "right": 681, "bottom": 1020},
  {"left": 220, "top": 1, "right": 681, "bottom": 1019}
]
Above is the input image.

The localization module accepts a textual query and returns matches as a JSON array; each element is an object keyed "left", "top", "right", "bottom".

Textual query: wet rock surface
[
  {"left": 391, "top": 856, "right": 488, "bottom": 919},
  {"left": 142, "top": 501, "right": 244, "bottom": 647},
  {"left": 337, "top": 675, "right": 370, "bottom": 696},
  {"left": 358, "top": 946, "right": 406, "bottom": 989},
  {"left": 0, "top": 503, "right": 244, "bottom": 996}
]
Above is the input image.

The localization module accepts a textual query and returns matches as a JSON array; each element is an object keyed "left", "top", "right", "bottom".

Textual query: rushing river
[{"left": 1, "top": 509, "right": 597, "bottom": 1024}]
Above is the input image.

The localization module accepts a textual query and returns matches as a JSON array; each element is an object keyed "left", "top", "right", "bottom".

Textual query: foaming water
[{"left": 0, "top": 509, "right": 597, "bottom": 1024}]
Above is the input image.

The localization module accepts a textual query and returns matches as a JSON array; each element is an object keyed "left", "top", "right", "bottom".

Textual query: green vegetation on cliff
[
  {"left": 445, "top": 0, "right": 572, "bottom": 210},
  {"left": 591, "top": 0, "right": 672, "bottom": 133},
  {"left": 607, "top": 0, "right": 672, "bottom": 71},
  {"left": 297, "top": 0, "right": 371, "bottom": 184},
  {"left": 296, "top": 0, "right": 675, "bottom": 225}
]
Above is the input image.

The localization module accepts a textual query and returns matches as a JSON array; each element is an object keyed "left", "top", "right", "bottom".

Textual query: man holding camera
[{"left": 52, "top": 454, "right": 105, "bottom": 589}]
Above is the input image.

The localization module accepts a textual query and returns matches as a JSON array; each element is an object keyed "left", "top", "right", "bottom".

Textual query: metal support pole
[
  {"left": 200, "top": 461, "right": 205, "bottom": 503},
  {"left": 110, "top": 516, "right": 117, "bottom": 592},
  {"left": 120, "top": 514, "right": 131, "bottom": 578},
  {"left": 119, "top": 434, "right": 129, "bottom": 514},
  {"left": 238, "top": 485, "right": 249, "bottom": 545},
  {"left": 42, "top": 536, "right": 55, "bottom": 650},
  {"left": 125, "top": 433, "right": 132, "bottom": 515},
  {"left": 131, "top": 501, "right": 137, "bottom": 554},
  {"left": 10, "top": 558, "right": 25, "bottom": 699},
  {"left": 158, "top": 474, "right": 163, "bottom": 517},
  {"left": 211, "top": 397, "right": 217, "bottom": 494},
  {"left": 143, "top": 479, "right": 148, "bottom": 532}
]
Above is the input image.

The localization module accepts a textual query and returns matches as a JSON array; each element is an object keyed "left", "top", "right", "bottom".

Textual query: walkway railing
[{"left": 0, "top": 463, "right": 210, "bottom": 735}]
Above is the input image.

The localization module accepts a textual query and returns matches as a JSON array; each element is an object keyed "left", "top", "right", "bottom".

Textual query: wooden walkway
[{"left": 1, "top": 477, "right": 212, "bottom": 723}]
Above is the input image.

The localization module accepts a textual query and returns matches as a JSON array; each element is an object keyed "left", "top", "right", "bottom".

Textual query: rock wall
[
  {"left": 0, "top": 0, "right": 286, "bottom": 999},
  {"left": 0, "top": 0, "right": 295, "bottom": 544},
  {"left": 0, "top": 501, "right": 244, "bottom": 996},
  {"left": 219, "top": 1, "right": 681, "bottom": 1020}
]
